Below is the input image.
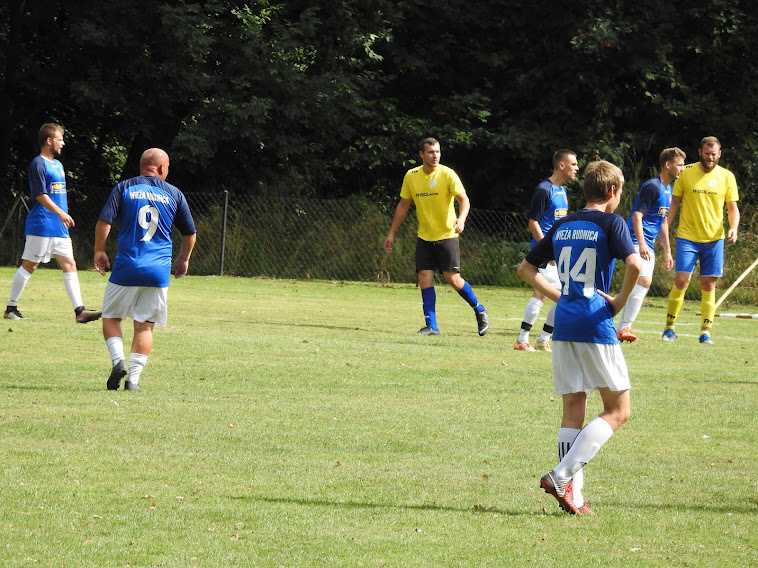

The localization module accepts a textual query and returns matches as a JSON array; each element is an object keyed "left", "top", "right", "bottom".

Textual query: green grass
[{"left": 0, "top": 267, "right": 756, "bottom": 567}]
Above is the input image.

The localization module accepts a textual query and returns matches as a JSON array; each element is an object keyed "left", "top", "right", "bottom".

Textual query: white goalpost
[{"left": 697, "top": 255, "right": 758, "bottom": 319}]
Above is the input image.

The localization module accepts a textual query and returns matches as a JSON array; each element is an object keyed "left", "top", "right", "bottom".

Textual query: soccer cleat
[
  {"left": 661, "top": 328, "right": 677, "bottom": 342},
  {"left": 536, "top": 339, "right": 552, "bottom": 352},
  {"left": 125, "top": 381, "right": 143, "bottom": 391},
  {"left": 107, "top": 359, "right": 127, "bottom": 391},
  {"left": 576, "top": 502, "right": 596, "bottom": 516},
  {"left": 476, "top": 306, "right": 489, "bottom": 336},
  {"left": 699, "top": 333, "right": 715, "bottom": 345},
  {"left": 617, "top": 327, "right": 638, "bottom": 342},
  {"left": 417, "top": 326, "right": 439, "bottom": 336},
  {"left": 513, "top": 340, "right": 536, "bottom": 352},
  {"left": 4, "top": 308, "right": 28, "bottom": 320},
  {"left": 75, "top": 307, "right": 102, "bottom": 324},
  {"left": 540, "top": 471, "right": 580, "bottom": 515}
]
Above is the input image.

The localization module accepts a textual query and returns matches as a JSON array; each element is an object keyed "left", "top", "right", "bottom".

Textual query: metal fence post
[{"left": 219, "top": 190, "right": 229, "bottom": 276}]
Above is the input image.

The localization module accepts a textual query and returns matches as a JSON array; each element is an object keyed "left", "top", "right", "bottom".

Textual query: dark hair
[
  {"left": 38, "top": 123, "right": 63, "bottom": 148},
  {"left": 553, "top": 149, "right": 576, "bottom": 169},
  {"left": 583, "top": 160, "right": 624, "bottom": 201},
  {"left": 419, "top": 137, "right": 440, "bottom": 152}
]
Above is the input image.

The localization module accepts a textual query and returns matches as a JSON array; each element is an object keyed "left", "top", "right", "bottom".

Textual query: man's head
[
  {"left": 659, "top": 147, "right": 686, "bottom": 182},
  {"left": 553, "top": 149, "right": 579, "bottom": 181},
  {"left": 698, "top": 136, "right": 721, "bottom": 173},
  {"left": 418, "top": 137, "right": 441, "bottom": 172},
  {"left": 38, "top": 123, "right": 65, "bottom": 157},
  {"left": 140, "top": 148, "right": 170, "bottom": 180},
  {"left": 583, "top": 160, "right": 624, "bottom": 211}
]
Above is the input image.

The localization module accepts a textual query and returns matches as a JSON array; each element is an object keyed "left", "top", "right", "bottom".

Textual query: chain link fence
[{"left": 2, "top": 178, "right": 757, "bottom": 304}]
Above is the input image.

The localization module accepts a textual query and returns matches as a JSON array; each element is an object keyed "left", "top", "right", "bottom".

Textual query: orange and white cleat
[
  {"left": 616, "top": 327, "right": 638, "bottom": 342},
  {"left": 513, "top": 340, "right": 536, "bottom": 352}
]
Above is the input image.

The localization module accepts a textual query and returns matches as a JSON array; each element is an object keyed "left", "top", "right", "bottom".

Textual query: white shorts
[
  {"left": 22, "top": 235, "right": 74, "bottom": 264},
  {"left": 102, "top": 282, "right": 168, "bottom": 326},
  {"left": 552, "top": 341, "right": 631, "bottom": 395},
  {"left": 539, "top": 262, "right": 561, "bottom": 290},
  {"left": 634, "top": 245, "right": 655, "bottom": 278}
]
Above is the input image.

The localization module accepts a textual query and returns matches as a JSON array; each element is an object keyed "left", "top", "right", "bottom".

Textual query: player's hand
[
  {"left": 597, "top": 289, "right": 623, "bottom": 316},
  {"left": 58, "top": 212, "right": 75, "bottom": 229},
  {"left": 638, "top": 243, "right": 651, "bottom": 261},
  {"left": 727, "top": 227, "right": 738, "bottom": 244},
  {"left": 173, "top": 258, "right": 189, "bottom": 279},
  {"left": 383, "top": 235, "right": 394, "bottom": 254},
  {"left": 664, "top": 253, "right": 673, "bottom": 271},
  {"left": 454, "top": 219, "right": 465, "bottom": 233},
  {"left": 94, "top": 251, "right": 110, "bottom": 276}
]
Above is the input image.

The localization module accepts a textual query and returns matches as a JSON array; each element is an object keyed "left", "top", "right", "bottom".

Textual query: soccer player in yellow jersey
[
  {"left": 384, "top": 137, "right": 488, "bottom": 336},
  {"left": 662, "top": 136, "right": 740, "bottom": 344}
]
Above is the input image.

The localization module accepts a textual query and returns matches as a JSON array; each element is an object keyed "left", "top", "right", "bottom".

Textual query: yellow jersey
[
  {"left": 400, "top": 164, "right": 465, "bottom": 242},
  {"left": 673, "top": 163, "right": 738, "bottom": 242}
]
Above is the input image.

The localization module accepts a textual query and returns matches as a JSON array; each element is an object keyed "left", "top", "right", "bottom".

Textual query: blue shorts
[{"left": 675, "top": 238, "right": 724, "bottom": 277}]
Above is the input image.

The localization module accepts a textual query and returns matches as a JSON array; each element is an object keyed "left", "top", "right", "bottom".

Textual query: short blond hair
[
  {"left": 38, "top": 123, "right": 63, "bottom": 148},
  {"left": 659, "top": 147, "right": 686, "bottom": 168},
  {"left": 583, "top": 160, "right": 624, "bottom": 202}
]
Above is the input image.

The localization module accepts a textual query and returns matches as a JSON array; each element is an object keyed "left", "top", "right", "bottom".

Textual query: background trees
[{"left": 1, "top": 0, "right": 756, "bottom": 212}]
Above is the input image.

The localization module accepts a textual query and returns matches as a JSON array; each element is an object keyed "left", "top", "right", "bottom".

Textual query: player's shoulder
[{"left": 533, "top": 178, "right": 552, "bottom": 193}]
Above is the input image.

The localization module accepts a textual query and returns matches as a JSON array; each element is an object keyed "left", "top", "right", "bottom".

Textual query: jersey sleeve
[
  {"left": 28, "top": 159, "right": 47, "bottom": 198},
  {"left": 527, "top": 185, "right": 550, "bottom": 220},
  {"left": 608, "top": 215, "right": 636, "bottom": 260},
  {"left": 446, "top": 168, "right": 465, "bottom": 197},
  {"left": 173, "top": 192, "right": 196, "bottom": 236},
  {"left": 525, "top": 223, "right": 557, "bottom": 266},
  {"left": 98, "top": 185, "right": 123, "bottom": 225},
  {"left": 399, "top": 170, "right": 414, "bottom": 200},
  {"left": 725, "top": 170, "right": 739, "bottom": 202},
  {"left": 634, "top": 180, "right": 658, "bottom": 215}
]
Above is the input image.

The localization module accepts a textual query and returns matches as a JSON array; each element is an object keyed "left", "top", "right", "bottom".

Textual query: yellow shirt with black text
[
  {"left": 673, "top": 163, "right": 738, "bottom": 243},
  {"left": 400, "top": 164, "right": 465, "bottom": 242}
]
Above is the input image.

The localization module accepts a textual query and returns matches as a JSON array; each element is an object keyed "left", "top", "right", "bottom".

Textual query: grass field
[{"left": 0, "top": 267, "right": 756, "bottom": 567}]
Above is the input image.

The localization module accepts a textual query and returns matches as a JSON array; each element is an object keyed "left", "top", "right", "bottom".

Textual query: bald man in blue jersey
[{"left": 94, "top": 148, "right": 196, "bottom": 391}]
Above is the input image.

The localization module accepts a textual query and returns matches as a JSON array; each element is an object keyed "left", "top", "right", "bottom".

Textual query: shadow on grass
[{"left": 247, "top": 494, "right": 529, "bottom": 517}]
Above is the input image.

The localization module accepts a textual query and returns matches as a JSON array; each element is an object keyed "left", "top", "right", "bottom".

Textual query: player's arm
[
  {"left": 727, "top": 201, "right": 740, "bottom": 244},
  {"left": 599, "top": 252, "right": 642, "bottom": 315},
  {"left": 631, "top": 211, "right": 649, "bottom": 260},
  {"left": 35, "top": 193, "right": 75, "bottom": 229},
  {"left": 658, "top": 218, "right": 673, "bottom": 271},
  {"left": 666, "top": 195, "right": 681, "bottom": 226},
  {"left": 528, "top": 218, "right": 544, "bottom": 242},
  {"left": 384, "top": 197, "right": 412, "bottom": 254},
  {"left": 517, "top": 259, "right": 561, "bottom": 303},
  {"left": 173, "top": 233, "right": 197, "bottom": 279},
  {"left": 453, "top": 191, "right": 470, "bottom": 233},
  {"left": 94, "top": 220, "right": 112, "bottom": 276}
]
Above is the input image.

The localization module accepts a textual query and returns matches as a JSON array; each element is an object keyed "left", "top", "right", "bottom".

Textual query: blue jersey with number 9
[
  {"left": 525, "top": 209, "right": 635, "bottom": 344},
  {"left": 98, "top": 176, "right": 196, "bottom": 288}
]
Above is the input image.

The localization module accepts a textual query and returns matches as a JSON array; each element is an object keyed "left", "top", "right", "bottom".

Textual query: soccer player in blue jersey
[
  {"left": 518, "top": 160, "right": 641, "bottom": 516},
  {"left": 616, "top": 147, "right": 685, "bottom": 342},
  {"left": 94, "top": 149, "right": 196, "bottom": 391},
  {"left": 514, "top": 149, "right": 578, "bottom": 352},
  {"left": 4, "top": 123, "right": 101, "bottom": 323}
]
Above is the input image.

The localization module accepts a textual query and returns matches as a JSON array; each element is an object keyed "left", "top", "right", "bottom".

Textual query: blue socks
[
  {"left": 421, "top": 287, "right": 438, "bottom": 331},
  {"left": 458, "top": 281, "right": 485, "bottom": 312}
]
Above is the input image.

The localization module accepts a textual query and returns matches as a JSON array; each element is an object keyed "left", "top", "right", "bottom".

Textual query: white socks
[
  {"left": 62, "top": 272, "right": 84, "bottom": 309},
  {"left": 106, "top": 337, "right": 125, "bottom": 364},
  {"left": 619, "top": 284, "right": 648, "bottom": 330},
  {"left": 559, "top": 427, "right": 584, "bottom": 507},
  {"left": 127, "top": 353, "right": 148, "bottom": 386},
  {"left": 538, "top": 304, "right": 557, "bottom": 343},
  {"left": 518, "top": 297, "right": 543, "bottom": 342},
  {"left": 554, "top": 417, "right": 614, "bottom": 484},
  {"left": 8, "top": 267, "right": 32, "bottom": 306}
]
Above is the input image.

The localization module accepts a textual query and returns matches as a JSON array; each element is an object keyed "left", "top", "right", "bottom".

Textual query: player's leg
[
  {"left": 664, "top": 239, "right": 696, "bottom": 341},
  {"left": 125, "top": 287, "right": 168, "bottom": 390},
  {"left": 415, "top": 239, "right": 439, "bottom": 334},
  {"left": 618, "top": 249, "right": 654, "bottom": 341},
  {"left": 5, "top": 235, "right": 46, "bottom": 319},
  {"left": 515, "top": 293, "right": 543, "bottom": 351},
  {"left": 53, "top": 239, "right": 101, "bottom": 323},
  {"left": 439, "top": 238, "right": 488, "bottom": 335},
  {"left": 535, "top": 263, "right": 561, "bottom": 350},
  {"left": 102, "top": 282, "right": 128, "bottom": 390},
  {"left": 698, "top": 240, "right": 724, "bottom": 344}
]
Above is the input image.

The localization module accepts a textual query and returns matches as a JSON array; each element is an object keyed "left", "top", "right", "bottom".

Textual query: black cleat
[
  {"left": 124, "top": 381, "right": 142, "bottom": 391},
  {"left": 476, "top": 306, "right": 489, "bottom": 336},
  {"left": 417, "top": 326, "right": 439, "bottom": 335},
  {"left": 107, "top": 359, "right": 127, "bottom": 390},
  {"left": 76, "top": 307, "right": 102, "bottom": 324}
]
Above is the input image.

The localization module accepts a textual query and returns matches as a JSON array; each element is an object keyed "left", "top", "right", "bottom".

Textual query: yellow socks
[
  {"left": 701, "top": 289, "right": 716, "bottom": 335},
  {"left": 665, "top": 286, "right": 686, "bottom": 329}
]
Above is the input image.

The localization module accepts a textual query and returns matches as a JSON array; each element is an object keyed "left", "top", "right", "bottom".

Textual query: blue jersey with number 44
[
  {"left": 98, "top": 176, "right": 196, "bottom": 288},
  {"left": 525, "top": 209, "right": 635, "bottom": 344}
]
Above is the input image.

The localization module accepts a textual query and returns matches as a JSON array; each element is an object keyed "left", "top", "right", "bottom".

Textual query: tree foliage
[{"left": 1, "top": 0, "right": 757, "bottom": 212}]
